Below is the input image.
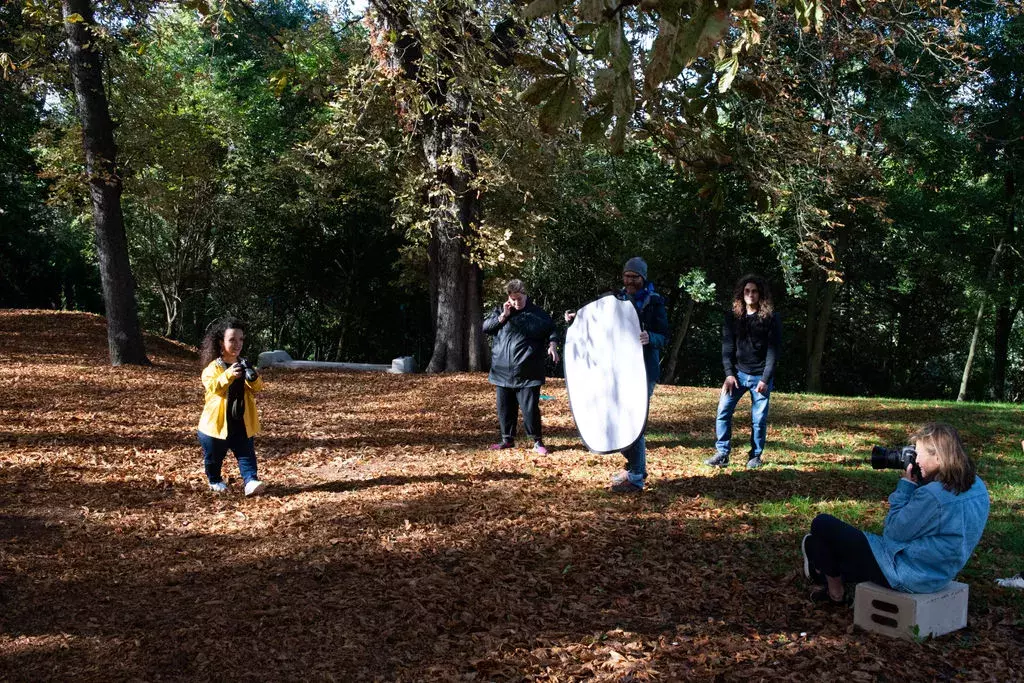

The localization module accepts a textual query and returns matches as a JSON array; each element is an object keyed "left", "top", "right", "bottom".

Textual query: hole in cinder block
[
  {"left": 871, "top": 600, "right": 900, "bottom": 614},
  {"left": 871, "top": 614, "right": 899, "bottom": 628}
]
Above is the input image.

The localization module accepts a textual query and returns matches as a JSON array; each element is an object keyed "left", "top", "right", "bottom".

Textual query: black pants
[
  {"left": 496, "top": 385, "right": 542, "bottom": 443},
  {"left": 806, "top": 513, "right": 890, "bottom": 587}
]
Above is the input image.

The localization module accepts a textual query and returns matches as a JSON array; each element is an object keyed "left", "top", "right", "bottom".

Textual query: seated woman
[{"left": 802, "top": 422, "right": 989, "bottom": 603}]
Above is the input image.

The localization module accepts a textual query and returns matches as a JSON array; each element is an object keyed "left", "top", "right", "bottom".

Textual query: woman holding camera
[
  {"left": 802, "top": 422, "right": 989, "bottom": 603},
  {"left": 197, "top": 318, "right": 267, "bottom": 496}
]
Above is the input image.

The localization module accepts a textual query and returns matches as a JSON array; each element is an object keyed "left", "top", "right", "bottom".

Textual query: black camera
[
  {"left": 236, "top": 357, "right": 258, "bottom": 382},
  {"left": 871, "top": 445, "right": 922, "bottom": 480}
]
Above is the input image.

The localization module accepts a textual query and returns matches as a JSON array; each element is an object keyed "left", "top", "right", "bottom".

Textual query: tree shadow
[{"left": 272, "top": 470, "right": 532, "bottom": 497}]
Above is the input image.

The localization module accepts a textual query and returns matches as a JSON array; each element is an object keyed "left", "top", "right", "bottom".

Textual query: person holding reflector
[{"left": 564, "top": 257, "right": 669, "bottom": 493}]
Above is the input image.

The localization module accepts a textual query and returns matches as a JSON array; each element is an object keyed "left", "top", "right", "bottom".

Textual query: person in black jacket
[
  {"left": 483, "top": 279, "right": 559, "bottom": 454},
  {"left": 705, "top": 274, "right": 782, "bottom": 469}
]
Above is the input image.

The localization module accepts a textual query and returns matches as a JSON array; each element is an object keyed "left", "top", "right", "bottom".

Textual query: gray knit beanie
[{"left": 623, "top": 257, "right": 648, "bottom": 282}]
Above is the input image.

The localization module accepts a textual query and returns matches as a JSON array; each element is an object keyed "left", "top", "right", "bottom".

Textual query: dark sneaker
[
  {"left": 705, "top": 452, "right": 730, "bottom": 467},
  {"left": 489, "top": 441, "right": 514, "bottom": 450},
  {"left": 533, "top": 441, "right": 550, "bottom": 456},
  {"left": 610, "top": 480, "right": 643, "bottom": 494},
  {"left": 746, "top": 455, "right": 763, "bottom": 469},
  {"left": 810, "top": 585, "right": 849, "bottom": 606}
]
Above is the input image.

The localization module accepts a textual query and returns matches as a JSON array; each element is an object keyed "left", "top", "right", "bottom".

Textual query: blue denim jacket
[{"left": 865, "top": 476, "right": 989, "bottom": 593}]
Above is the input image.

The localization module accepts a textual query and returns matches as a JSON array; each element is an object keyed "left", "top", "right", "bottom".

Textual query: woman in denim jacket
[{"left": 802, "top": 422, "right": 989, "bottom": 603}]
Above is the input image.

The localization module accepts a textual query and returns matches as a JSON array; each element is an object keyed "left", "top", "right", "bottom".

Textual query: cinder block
[{"left": 854, "top": 581, "right": 968, "bottom": 641}]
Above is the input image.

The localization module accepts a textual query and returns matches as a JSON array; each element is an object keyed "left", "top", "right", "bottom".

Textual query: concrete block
[
  {"left": 257, "top": 350, "right": 293, "bottom": 368},
  {"left": 390, "top": 356, "right": 416, "bottom": 373},
  {"left": 854, "top": 581, "right": 968, "bottom": 641}
]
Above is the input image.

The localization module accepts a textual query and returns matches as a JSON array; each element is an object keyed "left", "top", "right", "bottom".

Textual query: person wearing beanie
[
  {"left": 612, "top": 258, "right": 668, "bottom": 491},
  {"left": 567, "top": 257, "right": 669, "bottom": 492}
]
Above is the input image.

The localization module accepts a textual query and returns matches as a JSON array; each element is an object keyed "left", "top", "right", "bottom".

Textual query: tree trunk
[
  {"left": 465, "top": 258, "right": 485, "bottom": 371},
  {"left": 957, "top": 236, "right": 1005, "bottom": 401},
  {"left": 370, "top": 0, "right": 484, "bottom": 373},
  {"left": 958, "top": 300, "right": 986, "bottom": 402},
  {"left": 62, "top": 0, "right": 148, "bottom": 365},
  {"left": 662, "top": 297, "right": 695, "bottom": 384},
  {"left": 990, "top": 197, "right": 1018, "bottom": 401},
  {"left": 805, "top": 278, "right": 837, "bottom": 394},
  {"left": 990, "top": 304, "right": 1011, "bottom": 401}
]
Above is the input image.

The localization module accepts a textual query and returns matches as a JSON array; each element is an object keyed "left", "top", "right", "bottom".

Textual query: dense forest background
[{"left": 1, "top": 0, "right": 1021, "bottom": 400}]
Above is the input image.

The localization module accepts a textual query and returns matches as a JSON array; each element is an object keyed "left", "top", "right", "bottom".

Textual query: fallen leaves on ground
[{"left": 0, "top": 311, "right": 1021, "bottom": 681}]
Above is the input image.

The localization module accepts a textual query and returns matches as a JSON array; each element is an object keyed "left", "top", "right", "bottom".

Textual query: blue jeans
[
  {"left": 623, "top": 380, "right": 657, "bottom": 487},
  {"left": 715, "top": 370, "right": 772, "bottom": 458},
  {"left": 198, "top": 431, "right": 258, "bottom": 484}
]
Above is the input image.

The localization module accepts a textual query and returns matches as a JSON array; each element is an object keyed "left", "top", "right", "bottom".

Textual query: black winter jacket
[{"left": 483, "top": 299, "right": 557, "bottom": 388}]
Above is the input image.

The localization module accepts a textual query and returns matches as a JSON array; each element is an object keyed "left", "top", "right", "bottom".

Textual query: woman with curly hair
[
  {"left": 705, "top": 274, "right": 782, "bottom": 469},
  {"left": 197, "top": 318, "right": 267, "bottom": 495}
]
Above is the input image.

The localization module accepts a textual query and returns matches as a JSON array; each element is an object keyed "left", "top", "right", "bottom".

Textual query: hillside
[{"left": 0, "top": 310, "right": 1021, "bottom": 681}]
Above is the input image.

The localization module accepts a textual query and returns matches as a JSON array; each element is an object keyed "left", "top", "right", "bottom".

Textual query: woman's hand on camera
[
  {"left": 230, "top": 362, "right": 245, "bottom": 379},
  {"left": 902, "top": 463, "right": 919, "bottom": 484}
]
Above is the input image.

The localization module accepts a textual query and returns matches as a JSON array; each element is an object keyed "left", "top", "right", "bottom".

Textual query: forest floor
[{"left": 1, "top": 310, "right": 1022, "bottom": 681}]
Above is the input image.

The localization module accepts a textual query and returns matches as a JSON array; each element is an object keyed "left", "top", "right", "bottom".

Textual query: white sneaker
[
  {"left": 209, "top": 482, "right": 228, "bottom": 493},
  {"left": 996, "top": 573, "right": 1024, "bottom": 589},
  {"left": 801, "top": 534, "right": 812, "bottom": 580},
  {"left": 610, "top": 469, "right": 630, "bottom": 485},
  {"left": 244, "top": 479, "right": 266, "bottom": 496}
]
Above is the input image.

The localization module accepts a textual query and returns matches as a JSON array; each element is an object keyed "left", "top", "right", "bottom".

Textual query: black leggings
[{"left": 806, "top": 514, "right": 891, "bottom": 587}]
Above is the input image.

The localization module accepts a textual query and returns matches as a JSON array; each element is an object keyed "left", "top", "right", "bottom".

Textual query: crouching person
[{"left": 801, "top": 422, "right": 989, "bottom": 604}]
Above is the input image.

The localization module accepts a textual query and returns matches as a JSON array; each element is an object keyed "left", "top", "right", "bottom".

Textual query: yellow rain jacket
[{"left": 197, "top": 360, "right": 264, "bottom": 439}]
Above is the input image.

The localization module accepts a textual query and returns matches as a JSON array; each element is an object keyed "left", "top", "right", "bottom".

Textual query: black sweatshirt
[{"left": 722, "top": 310, "right": 782, "bottom": 383}]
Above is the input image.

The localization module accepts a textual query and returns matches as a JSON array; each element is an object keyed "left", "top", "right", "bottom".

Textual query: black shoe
[
  {"left": 809, "top": 585, "right": 849, "bottom": 606},
  {"left": 705, "top": 452, "right": 730, "bottom": 467},
  {"left": 746, "top": 455, "right": 763, "bottom": 469},
  {"left": 610, "top": 480, "right": 643, "bottom": 494}
]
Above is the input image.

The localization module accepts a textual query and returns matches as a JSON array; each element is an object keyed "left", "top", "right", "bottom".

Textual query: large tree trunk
[
  {"left": 990, "top": 304, "right": 1012, "bottom": 401},
  {"left": 370, "top": 0, "right": 484, "bottom": 373},
  {"left": 422, "top": 101, "right": 483, "bottom": 372},
  {"left": 62, "top": 0, "right": 148, "bottom": 365}
]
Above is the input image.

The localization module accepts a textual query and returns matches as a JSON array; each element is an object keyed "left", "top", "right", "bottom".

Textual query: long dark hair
[
  {"left": 199, "top": 317, "right": 246, "bottom": 367},
  {"left": 731, "top": 274, "right": 774, "bottom": 321}
]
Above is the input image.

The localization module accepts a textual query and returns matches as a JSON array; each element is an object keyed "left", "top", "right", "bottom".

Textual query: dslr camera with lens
[
  {"left": 236, "top": 357, "right": 258, "bottom": 382},
  {"left": 871, "top": 444, "right": 922, "bottom": 480}
]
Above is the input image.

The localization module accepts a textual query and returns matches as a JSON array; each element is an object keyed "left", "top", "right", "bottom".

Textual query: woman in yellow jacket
[{"left": 198, "top": 318, "right": 266, "bottom": 495}]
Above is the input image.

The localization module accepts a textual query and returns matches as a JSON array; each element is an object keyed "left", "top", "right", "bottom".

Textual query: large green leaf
[
  {"left": 676, "top": 2, "right": 731, "bottom": 68},
  {"left": 520, "top": 76, "right": 567, "bottom": 106},
  {"left": 515, "top": 53, "right": 566, "bottom": 77},
  {"left": 578, "top": 0, "right": 612, "bottom": 23},
  {"left": 581, "top": 108, "right": 612, "bottom": 144},
  {"left": 538, "top": 80, "right": 583, "bottom": 132},
  {"left": 645, "top": 14, "right": 681, "bottom": 95},
  {"left": 715, "top": 55, "right": 739, "bottom": 93},
  {"left": 524, "top": 0, "right": 560, "bottom": 20}
]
